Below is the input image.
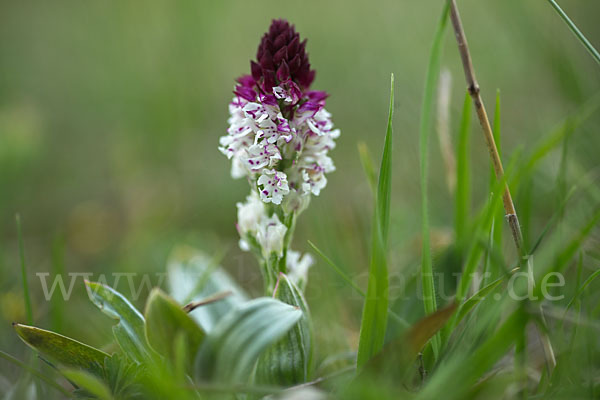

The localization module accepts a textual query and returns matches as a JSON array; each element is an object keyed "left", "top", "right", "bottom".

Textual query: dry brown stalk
[
  {"left": 447, "top": 0, "right": 556, "bottom": 371},
  {"left": 448, "top": 0, "right": 525, "bottom": 258}
]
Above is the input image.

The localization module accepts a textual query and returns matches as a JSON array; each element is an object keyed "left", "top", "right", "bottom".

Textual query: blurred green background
[{"left": 1, "top": 0, "right": 599, "bottom": 390}]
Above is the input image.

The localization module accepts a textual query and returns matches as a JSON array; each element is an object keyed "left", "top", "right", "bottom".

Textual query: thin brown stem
[
  {"left": 448, "top": 0, "right": 556, "bottom": 371},
  {"left": 448, "top": 0, "right": 525, "bottom": 259},
  {"left": 183, "top": 291, "right": 232, "bottom": 313}
]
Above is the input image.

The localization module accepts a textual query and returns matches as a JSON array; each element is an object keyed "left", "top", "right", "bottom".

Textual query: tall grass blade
[
  {"left": 546, "top": 0, "right": 600, "bottom": 66},
  {"left": 16, "top": 214, "right": 33, "bottom": 325},
  {"left": 492, "top": 90, "right": 503, "bottom": 249},
  {"left": 455, "top": 92, "right": 472, "bottom": 245},
  {"left": 418, "top": 2, "right": 450, "bottom": 360},
  {"left": 356, "top": 73, "right": 394, "bottom": 368}
]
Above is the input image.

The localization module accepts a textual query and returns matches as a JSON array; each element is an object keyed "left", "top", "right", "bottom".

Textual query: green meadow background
[{"left": 1, "top": 0, "right": 599, "bottom": 392}]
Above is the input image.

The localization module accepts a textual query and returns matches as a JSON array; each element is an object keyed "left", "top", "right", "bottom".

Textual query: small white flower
[
  {"left": 286, "top": 250, "right": 314, "bottom": 289},
  {"left": 257, "top": 214, "right": 287, "bottom": 257},
  {"left": 236, "top": 191, "right": 265, "bottom": 235},
  {"left": 242, "top": 143, "right": 281, "bottom": 172},
  {"left": 257, "top": 169, "right": 290, "bottom": 205}
]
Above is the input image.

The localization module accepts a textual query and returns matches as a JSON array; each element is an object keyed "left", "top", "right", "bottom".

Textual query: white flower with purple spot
[{"left": 257, "top": 169, "right": 290, "bottom": 205}]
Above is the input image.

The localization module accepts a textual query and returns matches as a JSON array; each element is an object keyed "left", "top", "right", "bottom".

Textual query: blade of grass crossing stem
[
  {"left": 356, "top": 74, "right": 393, "bottom": 368},
  {"left": 455, "top": 92, "right": 472, "bottom": 246},
  {"left": 419, "top": 308, "right": 527, "bottom": 400},
  {"left": 16, "top": 214, "right": 33, "bottom": 325},
  {"left": 358, "top": 141, "right": 377, "bottom": 195},
  {"left": 482, "top": 90, "right": 503, "bottom": 285},
  {"left": 546, "top": 0, "right": 600, "bottom": 66},
  {"left": 564, "top": 268, "right": 600, "bottom": 316},
  {"left": 492, "top": 90, "right": 503, "bottom": 249},
  {"left": 308, "top": 240, "right": 409, "bottom": 328},
  {"left": 418, "top": 3, "right": 450, "bottom": 360},
  {"left": 51, "top": 233, "right": 66, "bottom": 331},
  {"left": 0, "top": 350, "right": 73, "bottom": 398},
  {"left": 307, "top": 240, "right": 365, "bottom": 297}
]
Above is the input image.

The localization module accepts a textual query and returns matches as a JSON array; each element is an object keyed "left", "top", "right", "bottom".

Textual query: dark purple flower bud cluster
[
  {"left": 253, "top": 19, "right": 315, "bottom": 92},
  {"left": 235, "top": 19, "right": 316, "bottom": 102}
]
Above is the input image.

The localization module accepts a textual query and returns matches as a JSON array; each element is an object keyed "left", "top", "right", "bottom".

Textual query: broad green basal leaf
[
  {"left": 195, "top": 297, "right": 302, "bottom": 384},
  {"left": 14, "top": 323, "right": 109, "bottom": 378},
  {"left": 144, "top": 288, "right": 205, "bottom": 372},
  {"left": 167, "top": 247, "right": 248, "bottom": 332},
  {"left": 85, "top": 281, "right": 155, "bottom": 364},
  {"left": 255, "top": 273, "right": 313, "bottom": 385}
]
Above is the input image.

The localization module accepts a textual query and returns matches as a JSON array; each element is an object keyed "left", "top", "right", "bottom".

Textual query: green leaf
[
  {"left": 62, "top": 369, "right": 113, "bottom": 400},
  {"left": 13, "top": 323, "right": 109, "bottom": 378},
  {"left": 195, "top": 297, "right": 302, "bottom": 384},
  {"left": 417, "top": 2, "right": 450, "bottom": 360},
  {"left": 167, "top": 247, "right": 248, "bottom": 332},
  {"left": 356, "top": 74, "right": 393, "bottom": 369},
  {"left": 256, "top": 273, "right": 313, "bottom": 385},
  {"left": 85, "top": 281, "right": 154, "bottom": 364},
  {"left": 144, "top": 288, "right": 205, "bottom": 372}
]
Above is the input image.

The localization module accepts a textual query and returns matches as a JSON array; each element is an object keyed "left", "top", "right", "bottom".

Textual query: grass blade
[
  {"left": 357, "top": 141, "right": 377, "bottom": 195},
  {"left": 16, "top": 214, "right": 33, "bottom": 325},
  {"left": 307, "top": 240, "right": 365, "bottom": 297},
  {"left": 377, "top": 74, "right": 394, "bottom": 245},
  {"left": 492, "top": 90, "right": 503, "bottom": 249},
  {"left": 356, "top": 73, "right": 394, "bottom": 368},
  {"left": 455, "top": 277, "right": 503, "bottom": 324},
  {"left": 419, "top": 308, "right": 527, "bottom": 400},
  {"left": 564, "top": 269, "right": 600, "bottom": 315},
  {"left": 308, "top": 240, "right": 409, "bottom": 328},
  {"left": 418, "top": 2, "right": 450, "bottom": 360},
  {"left": 546, "top": 0, "right": 600, "bottom": 66},
  {"left": 51, "top": 233, "right": 66, "bottom": 332},
  {"left": 455, "top": 91, "right": 472, "bottom": 245}
]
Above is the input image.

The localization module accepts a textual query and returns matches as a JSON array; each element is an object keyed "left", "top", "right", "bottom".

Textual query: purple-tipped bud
[{"left": 254, "top": 19, "right": 316, "bottom": 93}]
